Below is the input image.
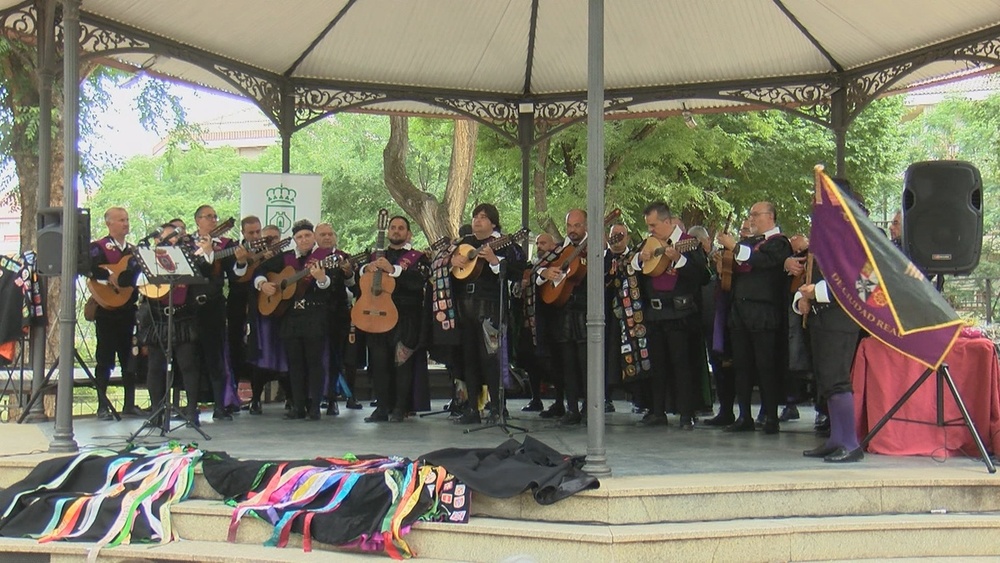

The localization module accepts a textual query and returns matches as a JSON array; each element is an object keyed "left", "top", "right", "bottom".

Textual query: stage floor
[{"left": 19, "top": 399, "right": 993, "bottom": 478}]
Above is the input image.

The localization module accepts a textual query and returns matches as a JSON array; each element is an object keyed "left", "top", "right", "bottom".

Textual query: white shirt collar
[
  {"left": 295, "top": 244, "right": 317, "bottom": 258},
  {"left": 668, "top": 225, "right": 684, "bottom": 245},
  {"left": 761, "top": 226, "right": 781, "bottom": 239},
  {"left": 561, "top": 232, "right": 588, "bottom": 250}
]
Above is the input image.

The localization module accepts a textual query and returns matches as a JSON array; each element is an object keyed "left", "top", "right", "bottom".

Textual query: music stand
[
  {"left": 127, "top": 246, "right": 211, "bottom": 442},
  {"left": 466, "top": 260, "right": 528, "bottom": 437},
  {"left": 861, "top": 362, "right": 995, "bottom": 473}
]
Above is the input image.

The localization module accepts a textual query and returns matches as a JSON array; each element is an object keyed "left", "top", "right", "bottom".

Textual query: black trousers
[
  {"left": 558, "top": 340, "right": 587, "bottom": 413},
  {"left": 366, "top": 329, "right": 417, "bottom": 413},
  {"left": 195, "top": 298, "right": 228, "bottom": 408},
  {"left": 730, "top": 327, "right": 780, "bottom": 421},
  {"left": 457, "top": 297, "right": 501, "bottom": 410},
  {"left": 226, "top": 292, "right": 249, "bottom": 383},
  {"left": 647, "top": 318, "right": 699, "bottom": 419},
  {"left": 94, "top": 310, "right": 136, "bottom": 408},
  {"left": 284, "top": 334, "right": 326, "bottom": 416},
  {"left": 146, "top": 339, "right": 200, "bottom": 417},
  {"left": 326, "top": 315, "right": 350, "bottom": 398}
]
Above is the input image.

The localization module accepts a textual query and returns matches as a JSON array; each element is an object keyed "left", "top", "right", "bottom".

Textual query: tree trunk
[
  {"left": 532, "top": 127, "right": 560, "bottom": 237},
  {"left": 383, "top": 116, "right": 477, "bottom": 242}
]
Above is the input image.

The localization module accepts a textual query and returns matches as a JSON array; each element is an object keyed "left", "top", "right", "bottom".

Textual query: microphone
[{"left": 141, "top": 226, "right": 165, "bottom": 241}]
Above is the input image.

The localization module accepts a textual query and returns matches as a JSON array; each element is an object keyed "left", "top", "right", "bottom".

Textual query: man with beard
[
  {"left": 537, "top": 209, "right": 589, "bottom": 425},
  {"left": 361, "top": 216, "right": 430, "bottom": 422}
]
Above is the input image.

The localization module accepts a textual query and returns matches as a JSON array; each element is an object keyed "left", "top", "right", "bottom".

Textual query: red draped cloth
[{"left": 853, "top": 336, "right": 1000, "bottom": 457}]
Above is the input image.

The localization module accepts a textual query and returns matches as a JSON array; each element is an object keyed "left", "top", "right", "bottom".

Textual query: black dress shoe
[
  {"left": 762, "top": 417, "right": 780, "bottom": 435},
  {"left": 803, "top": 444, "right": 839, "bottom": 458},
  {"left": 454, "top": 408, "right": 481, "bottom": 425},
  {"left": 779, "top": 404, "right": 800, "bottom": 421},
  {"left": 96, "top": 407, "right": 114, "bottom": 421},
  {"left": 388, "top": 409, "right": 405, "bottom": 422},
  {"left": 521, "top": 399, "right": 544, "bottom": 412},
  {"left": 306, "top": 412, "right": 321, "bottom": 421},
  {"left": 559, "top": 411, "right": 582, "bottom": 425},
  {"left": 679, "top": 416, "right": 695, "bottom": 431},
  {"left": 213, "top": 408, "right": 233, "bottom": 421},
  {"left": 824, "top": 447, "right": 864, "bottom": 463},
  {"left": 755, "top": 411, "right": 766, "bottom": 427},
  {"left": 283, "top": 410, "right": 305, "bottom": 420},
  {"left": 326, "top": 401, "right": 340, "bottom": 416},
  {"left": 121, "top": 405, "right": 148, "bottom": 417},
  {"left": 605, "top": 400, "right": 616, "bottom": 413},
  {"left": 539, "top": 403, "right": 566, "bottom": 419},
  {"left": 639, "top": 413, "right": 668, "bottom": 427},
  {"left": 703, "top": 413, "right": 736, "bottom": 427},
  {"left": 249, "top": 401, "right": 263, "bottom": 415},
  {"left": 364, "top": 408, "right": 389, "bottom": 423},
  {"left": 345, "top": 397, "right": 363, "bottom": 410},
  {"left": 723, "top": 417, "right": 755, "bottom": 432}
]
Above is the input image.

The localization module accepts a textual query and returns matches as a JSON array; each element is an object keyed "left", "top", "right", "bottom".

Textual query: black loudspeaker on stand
[
  {"left": 36, "top": 207, "right": 91, "bottom": 277},
  {"left": 902, "top": 160, "right": 983, "bottom": 275}
]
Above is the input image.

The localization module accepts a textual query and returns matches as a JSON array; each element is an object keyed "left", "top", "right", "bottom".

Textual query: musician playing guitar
[
  {"left": 449, "top": 203, "right": 527, "bottom": 424},
  {"left": 255, "top": 219, "right": 335, "bottom": 421},
  {"left": 88, "top": 207, "right": 142, "bottom": 419},
  {"left": 536, "top": 209, "right": 589, "bottom": 425},
  {"left": 189, "top": 205, "right": 240, "bottom": 422},
  {"left": 631, "top": 202, "right": 709, "bottom": 430},
  {"left": 361, "top": 215, "right": 430, "bottom": 423},
  {"left": 315, "top": 222, "right": 358, "bottom": 415}
]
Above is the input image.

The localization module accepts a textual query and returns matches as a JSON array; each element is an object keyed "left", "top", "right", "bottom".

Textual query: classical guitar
[
  {"left": 87, "top": 254, "right": 136, "bottom": 309},
  {"left": 140, "top": 218, "right": 239, "bottom": 298},
  {"left": 236, "top": 236, "right": 291, "bottom": 282},
  {"left": 538, "top": 209, "right": 622, "bottom": 305},
  {"left": 451, "top": 228, "right": 530, "bottom": 281},
  {"left": 639, "top": 236, "right": 702, "bottom": 277},
  {"left": 351, "top": 209, "right": 398, "bottom": 334},
  {"left": 257, "top": 253, "right": 340, "bottom": 317},
  {"left": 540, "top": 231, "right": 625, "bottom": 306}
]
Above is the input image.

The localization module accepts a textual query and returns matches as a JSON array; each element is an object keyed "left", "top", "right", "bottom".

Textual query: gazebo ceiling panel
[{"left": 3, "top": 0, "right": 999, "bottom": 120}]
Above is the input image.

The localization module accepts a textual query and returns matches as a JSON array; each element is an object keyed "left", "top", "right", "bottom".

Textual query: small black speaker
[
  {"left": 36, "top": 207, "right": 91, "bottom": 276},
  {"left": 902, "top": 161, "right": 983, "bottom": 275}
]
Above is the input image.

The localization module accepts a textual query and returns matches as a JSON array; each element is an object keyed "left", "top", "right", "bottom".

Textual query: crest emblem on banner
[{"left": 266, "top": 185, "right": 297, "bottom": 235}]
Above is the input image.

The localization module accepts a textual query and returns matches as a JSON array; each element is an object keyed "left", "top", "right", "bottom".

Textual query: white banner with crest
[{"left": 240, "top": 173, "right": 322, "bottom": 237}]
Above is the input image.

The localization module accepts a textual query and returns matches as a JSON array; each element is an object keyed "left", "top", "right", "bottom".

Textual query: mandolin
[
  {"left": 257, "top": 253, "right": 340, "bottom": 317},
  {"left": 451, "top": 228, "right": 530, "bottom": 281},
  {"left": 639, "top": 236, "right": 702, "bottom": 277},
  {"left": 87, "top": 254, "right": 136, "bottom": 309},
  {"left": 351, "top": 209, "right": 398, "bottom": 334}
]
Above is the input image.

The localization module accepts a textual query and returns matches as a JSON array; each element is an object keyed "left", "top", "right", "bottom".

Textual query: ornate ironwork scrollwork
[
  {"left": 954, "top": 37, "right": 1000, "bottom": 63},
  {"left": 432, "top": 98, "right": 519, "bottom": 139},
  {"left": 718, "top": 83, "right": 835, "bottom": 126},
  {"left": 845, "top": 62, "right": 913, "bottom": 118},
  {"left": 293, "top": 87, "right": 386, "bottom": 129},
  {"left": 0, "top": 3, "right": 37, "bottom": 39},
  {"left": 78, "top": 21, "right": 148, "bottom": 54},
  {"left": 214, "top": 64, "right": 281, "bottom": 122}
]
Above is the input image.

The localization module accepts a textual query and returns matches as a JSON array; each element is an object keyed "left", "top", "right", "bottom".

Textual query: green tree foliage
[{"left": 89, "top": 144, "right": 259, "bottom": 237}]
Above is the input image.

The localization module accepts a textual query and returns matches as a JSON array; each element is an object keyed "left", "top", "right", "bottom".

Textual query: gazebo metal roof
[{"left": 3, "top": 0, "right": 1000, "bottom": 144}]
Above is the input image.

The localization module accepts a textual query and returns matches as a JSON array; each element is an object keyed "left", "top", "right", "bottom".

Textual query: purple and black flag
[{"left": 809, "top": 165, "right": 964, "bottom": 370}]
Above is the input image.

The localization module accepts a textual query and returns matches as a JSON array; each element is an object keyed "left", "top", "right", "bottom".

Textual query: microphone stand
[{"left": 466, "top": 259, "right": 528, "bottom": 437}]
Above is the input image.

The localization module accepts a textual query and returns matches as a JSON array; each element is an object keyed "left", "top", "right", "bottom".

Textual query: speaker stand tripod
[
  {"left": 17, "top": 348, "right": 120, "bottom": 423},
  {"left": 861, "top": 362, "right": 995, "bottom": 473}
]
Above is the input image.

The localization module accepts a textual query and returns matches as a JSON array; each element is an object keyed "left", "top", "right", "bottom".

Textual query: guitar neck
[{"left": 282, "top": 255, "right": 335, "bottom": 287}]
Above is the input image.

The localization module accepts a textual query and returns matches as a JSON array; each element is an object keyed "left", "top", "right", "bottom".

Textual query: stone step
[
  {"left": 2, "top": 458, "right": 997, "bottom": 526},
  {"left": 167, "top": 500, "right": 1000, "bottom": 562}
]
